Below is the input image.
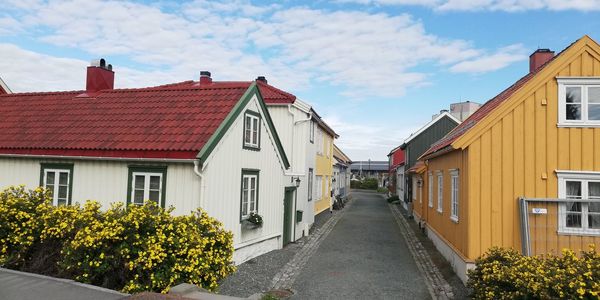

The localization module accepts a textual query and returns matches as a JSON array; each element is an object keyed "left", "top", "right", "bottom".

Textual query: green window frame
[
  {"left": 127, "top": 165, "right": 167, "bottom": 208},
  {"left": 240, "top": 169, "right": 260, "bottom": 221},
  {"left": 40, "top": 163, "right": 74, "bottom": 206},
  {"left": 243, "top": 110, "right": 261, "bottom": 151}
]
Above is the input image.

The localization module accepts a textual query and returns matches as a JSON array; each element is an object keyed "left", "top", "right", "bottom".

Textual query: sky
[{"left": 1, "top": 1, "right": 600, "bottom": 161}]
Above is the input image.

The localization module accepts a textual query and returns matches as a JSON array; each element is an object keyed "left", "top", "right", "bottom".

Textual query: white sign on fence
[{"left": 531, "top": 208, "right": 548, "bottom": 215}]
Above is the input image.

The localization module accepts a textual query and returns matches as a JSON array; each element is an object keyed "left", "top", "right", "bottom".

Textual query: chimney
[
  {"left": 256, "top": 76, "right": 267, "bottom": 84},
  {"left": 199, "top": 71, "right": 212, "bottom": 85},
  {"left": 86, "top": 58, "right": 114, "bottom": 93},
  {"left": 529, "top": 49, "right": 554, "bottom": 73}
]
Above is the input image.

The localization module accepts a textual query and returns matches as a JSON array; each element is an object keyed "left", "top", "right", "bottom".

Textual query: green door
[{"left": 283, "top": 189, "right": 294, "bottom": 245}]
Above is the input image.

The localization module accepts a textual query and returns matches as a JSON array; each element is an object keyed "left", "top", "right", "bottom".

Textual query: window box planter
[{"left": 242, "top": 212, "right": 263, "bottom": 229}]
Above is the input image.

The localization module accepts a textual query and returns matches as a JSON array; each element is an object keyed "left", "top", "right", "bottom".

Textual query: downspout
[{"left": 193, "top": 160, "right": 204, "bottom": 209}]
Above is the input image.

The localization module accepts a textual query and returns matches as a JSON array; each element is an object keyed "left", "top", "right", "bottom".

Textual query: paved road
[{"left": 291, "top": 191, "right": 431, "bottom": 299}]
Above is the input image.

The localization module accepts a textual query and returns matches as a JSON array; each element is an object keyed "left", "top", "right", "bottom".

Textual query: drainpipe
[{"left": 193, "top": 160, "right": 204, "bottom": 209}]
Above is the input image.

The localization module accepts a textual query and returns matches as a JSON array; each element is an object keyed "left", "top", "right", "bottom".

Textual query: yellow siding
[
  {"left": 315, "top": 129, "right": 334, "bottom": 215},
  {"left": 463, "top": 47, "right": 600, "bottom": 259},
  {"left": 422, "top": 150, "right": 470, "bottom": 260}
]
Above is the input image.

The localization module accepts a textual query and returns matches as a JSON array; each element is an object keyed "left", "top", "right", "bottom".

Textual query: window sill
[
  {"left": 243, "top": 144, "right": 261, "bottom": 151},
  {"left": 450, "top": 216, "right": 459, "bottom": 223},
  {"left": 557, "top": 229, "right": 600, "bottom": 236},
  {"left": 557, "top": 123, "right": 600, "bottom": 128},
  {"left": 437, "top": 209, "right": 443, "bottom": 214}
]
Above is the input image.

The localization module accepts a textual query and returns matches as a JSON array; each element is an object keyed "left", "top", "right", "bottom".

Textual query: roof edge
[{"left": 404, "top": 112, "right": 460, "bottom": 145}]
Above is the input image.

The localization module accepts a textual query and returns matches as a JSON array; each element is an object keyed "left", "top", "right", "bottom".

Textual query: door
[{"left": 283, "top": 188, "right": 294, "bottom": 245}]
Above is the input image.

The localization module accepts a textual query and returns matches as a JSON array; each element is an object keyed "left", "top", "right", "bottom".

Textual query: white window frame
[
  {"left": 316, "top": 175, "right": 323, "bottom": 200},
  {"left": 450, "top": 169, "right": 459, "bottom": 222},
  {"left": 243, "top": 112, "right": 260, "bottom": 148},
  {"left": 308, "top": 168, "right": 313, "bottom": 201},
  {"left": 241, "top": 173, "right": 258, "bottom": 219},
  {"left": 131, "top": 172, "right": 163, "bottom": 205},
  {"left": 428, "top": 172, "right": 433, "bottom": 208},
  {"left": 310, "top": 121, "right": 315, "bottom": 143},
  {"left": 437, "top": 171, "right": 443, "bottom": 213},
  {"left": 316, "top": 129, "right": 323, "bottom": 156},
  {"left": 557, "top": 77, "right": 600, "bottom": 127},
  {"left": 557, "top": 170, "right": 600, "bottom": 236},
  {"left": 43, "top": 169, "right": 71, "bottom": 206}
]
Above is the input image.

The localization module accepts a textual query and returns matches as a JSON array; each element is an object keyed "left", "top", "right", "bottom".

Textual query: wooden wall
[{"left": 466, "top": 46, "right": 600, "bottom": 259}]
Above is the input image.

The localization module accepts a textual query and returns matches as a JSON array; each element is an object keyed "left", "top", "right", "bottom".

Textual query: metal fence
[{"left": 519, "top": 197, "right": 600, "bottom": 256}]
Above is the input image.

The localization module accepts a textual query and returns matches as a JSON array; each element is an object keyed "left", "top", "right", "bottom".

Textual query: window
[
  {"left": 40, "top": 163, "right": 73, "bottom": 206},
  {"left": 557, "top": 171, "right": 600, "bottom": 235},
  {"left": 316, "top": 175, "right": 323, "bottom": 200},
  {"left": 315, "top": 128, "right": 323, "bottom": 156},
  {"left": 240, "top": 169, "right": 259, "bottom": 220},
  {"left": 128, "top": 166, "right": 167, "bottom": 207},
  {"left": 437, "top": 171, "right": 443, "bottom": 213},
  {"left": 428, "top": 172, "right": 433, "bottom": 208},
  {"left": 310, "top": 121, "right": 315, "bottom": 143},
  {"left": 308, "top": 168, "right": 313, "bottom": 201},
  {"left": 557, "top": 78, "right": 600, "bottom": 126},
  {"left": 243, "top": 111, "right": 261, "bottom": 149},
  {"left": 450, "top": 170, "right": 459, "bottom": 222}
]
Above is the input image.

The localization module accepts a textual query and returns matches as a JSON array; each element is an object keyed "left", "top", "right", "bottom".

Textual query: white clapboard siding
[
  {"left": 201, "top": 96, "right": 288, "bottom": 248},
  {"left": 0, "top": 157, "right": 200, "bottom": 216}
]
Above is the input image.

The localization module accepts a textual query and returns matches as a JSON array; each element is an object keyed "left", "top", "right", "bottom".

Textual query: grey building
[{"left": 400, "top": 111, "right": 460, "bottom": 203}]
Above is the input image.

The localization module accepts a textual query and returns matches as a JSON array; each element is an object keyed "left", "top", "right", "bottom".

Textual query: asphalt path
[{"left": 291, "top": 190, "right": 431, "bottom": 299}]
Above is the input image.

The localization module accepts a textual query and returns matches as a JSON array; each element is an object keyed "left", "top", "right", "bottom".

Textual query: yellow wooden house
[
  {"left": 415, "top": 35, "right": 600, "bottom": 283},
  {"left": 313, "top": 114, "right": 338, "bottom": 215}
]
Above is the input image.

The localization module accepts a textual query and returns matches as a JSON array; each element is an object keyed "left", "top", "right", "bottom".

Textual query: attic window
[
  {"left": 557, "top": 77, "right": 600, "bottom": 127},
  {"left": 243, "top": 110, "right": 261, "bottom": 150}
]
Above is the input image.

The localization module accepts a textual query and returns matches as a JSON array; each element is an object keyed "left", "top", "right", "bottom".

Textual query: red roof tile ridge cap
[
  {"left": 1, "top": 90, "right": 84, "bottom": 96},
  {"left": 256, "top": 81, "right": 296, "bottom": 100}
]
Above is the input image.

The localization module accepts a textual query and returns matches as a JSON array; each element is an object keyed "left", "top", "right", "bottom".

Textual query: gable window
[
  {"left": 308, "top": 168, "right": 314, "bottom": 201},
  {"left": 40, "top": 163, "right": 73, "bottom": 206},
  {"left": 557, "top": 171, "right": 600, "bottom": 235},
  {"left": 437, "top": 171, "right": 443, "bottom": 213},
  {"left": 128, "top": 166, "right": 167, "bottom": 207},
  {"left": 557, "top": 78, "right": 600, "bottom": 126},
  {"left": 240, "top": 169, "right": 259, "bottom": 220},
  {"left": 450, "top": 170, "right": 459, "bottom": 222},
  {"left": 243, "top": 111, "right": 261, "bottom": 150},
  {"left": 428, "top": 172, "right": 433, "bottom": 208}
]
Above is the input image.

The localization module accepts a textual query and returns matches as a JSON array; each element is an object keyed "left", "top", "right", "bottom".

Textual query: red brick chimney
[
  {"left": 86, "top": 58, "right": 114, "bottom": 93},
  {"left": 199, "top": 71, "right": 212, "bottom": 85},
  {"left": 529, "top": 49, "right": 554, "bottom": 73}
]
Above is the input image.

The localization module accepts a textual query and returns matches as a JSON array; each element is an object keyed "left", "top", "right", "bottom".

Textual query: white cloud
[
  {"left": 339, "top": 0, "right": 600, "bottom": 11},
  {"left": 0, "top": 0, "right": 519, "bottom": 97},
  {"left": 323, "top": 114, "right": 420, "bottom": 160},
  {"left": 449, "top": 44, "right": 527, "bottom": 73}
]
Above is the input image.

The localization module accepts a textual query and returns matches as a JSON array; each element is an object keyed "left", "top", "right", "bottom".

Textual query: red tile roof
[
  {"left": 257, "top": 81, "right": 296, "bottom": 104},
  {"left": 0, "top": 81, "right": 254, "bottom": 159},
  {"left": 421, "top": 44, "right": 566, "bottom": 159}
]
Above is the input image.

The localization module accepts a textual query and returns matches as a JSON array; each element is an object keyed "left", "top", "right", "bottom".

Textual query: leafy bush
[
  {"left": 468, "top": 246, "right": 599, "bottom": 299},
  {"left": 0, "top": 185, "right": 235, "bottom": 293},
  {"left": 350, "top": 178, "right": 379, "bottom": 190},
  {"left": 376, "top": 187, "right": 388, "bottom": 193},
  {"left": 386, "top": 195, "right": 399, "bottom": 203}
]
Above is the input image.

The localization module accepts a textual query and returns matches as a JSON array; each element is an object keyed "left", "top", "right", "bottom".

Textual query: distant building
[
  {"left": 333, "top": 145, "right": 352, "bottom": 198},
  {"left": 350, "top": 160, "right": 388, "bottom": 187},
  {"left": 432, "top": 101, "right": 482, "bottom": 122},
  {"left": 387, "top": 146, "right": 405, "bottom": 198}
]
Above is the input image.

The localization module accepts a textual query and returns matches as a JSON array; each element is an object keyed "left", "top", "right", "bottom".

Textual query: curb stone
[{"left": 386, "top": 200, "right": 454, "bottom": 300}]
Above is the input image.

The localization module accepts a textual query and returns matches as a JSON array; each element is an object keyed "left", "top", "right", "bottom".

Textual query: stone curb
[
  {"left": 270, "top": 198, "right": 353, "bottom": 290},
  {"left": 386, "top": 201, "right": 454, "bottom": 300}
]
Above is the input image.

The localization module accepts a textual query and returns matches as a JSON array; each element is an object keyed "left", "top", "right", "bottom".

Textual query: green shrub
[
  {"left": 386, "top": 195, "right": 399, "bottom": 203},
  {"left": 0, "top": 186, "right": 235, "bottom": 293},
  {"left": 468, "top": 246, "right": 600, "bottom": 299},
  {"left": 350, "top": 178, "right": 379, "bottom": 190}
]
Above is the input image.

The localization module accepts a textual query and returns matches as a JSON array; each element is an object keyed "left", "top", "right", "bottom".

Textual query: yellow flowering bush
[
  {"left": 0, "top": 186, "right": 235, "bottom": 293},
  {"left": 468, "top": 246, "right": 600, "bottom": 299},
  {"left": 0, "top": 186, "right": 47, "bottom": 268}
]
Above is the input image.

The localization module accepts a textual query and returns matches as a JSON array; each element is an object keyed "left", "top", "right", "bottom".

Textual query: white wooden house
[{"left": 0, "top": 61, "right": 298, "bottom": 263}]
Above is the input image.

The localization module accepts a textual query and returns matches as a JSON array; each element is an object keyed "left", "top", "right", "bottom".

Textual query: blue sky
[{"left": 1, "top": 0, "right": 600, "bottom": 160}]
